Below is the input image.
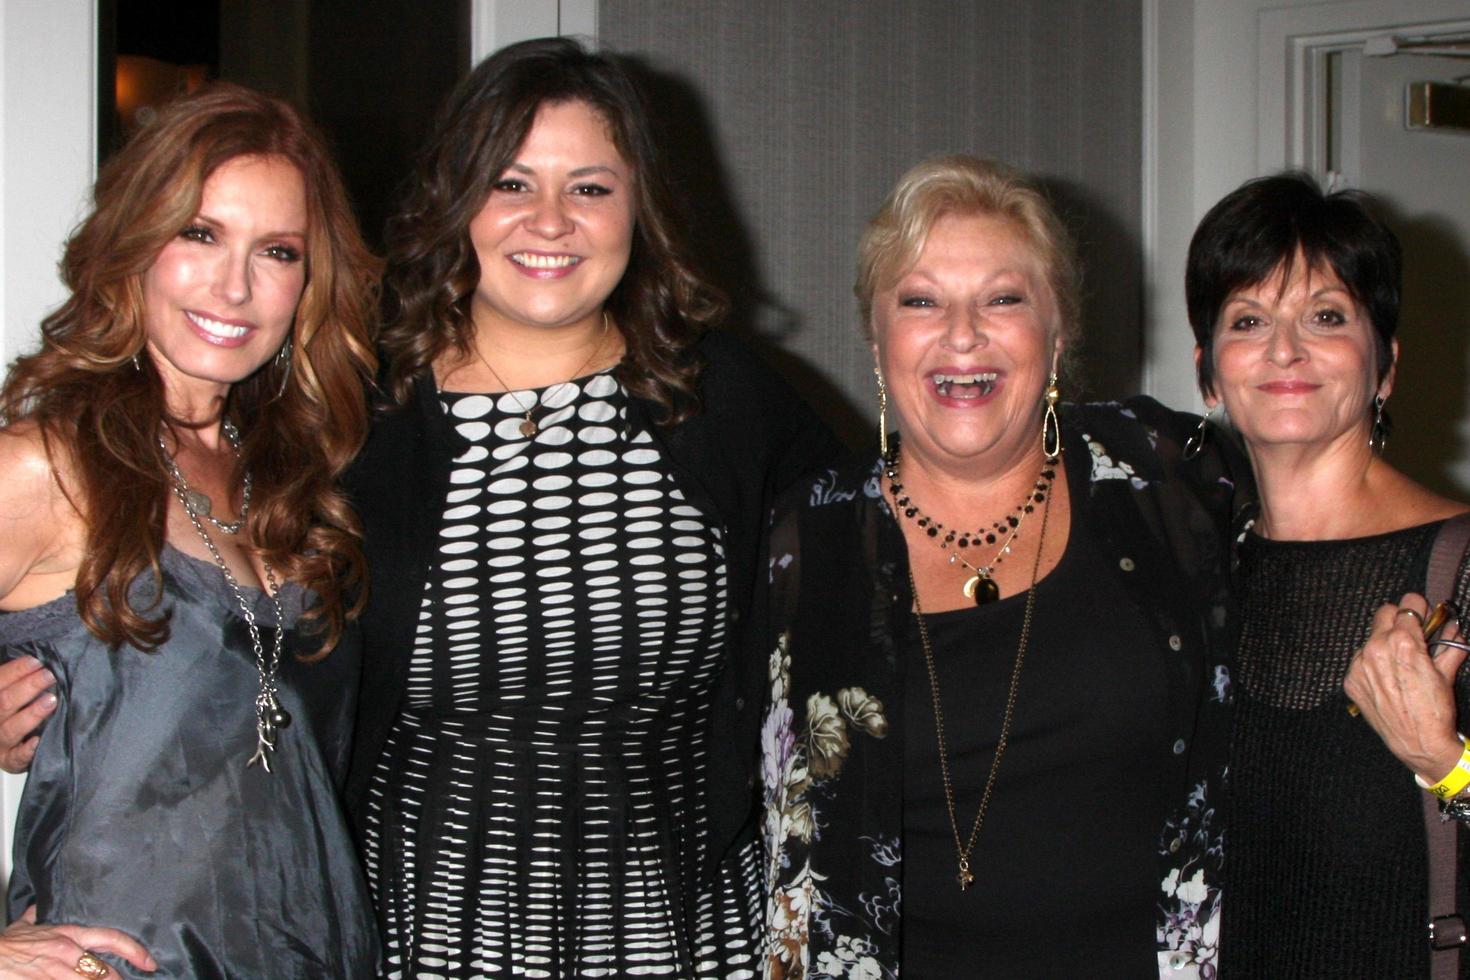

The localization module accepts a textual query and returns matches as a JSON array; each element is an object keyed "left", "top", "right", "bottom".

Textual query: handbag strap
[{"left": 1424, "top": 513, "right": 1470, "bottom": 977}]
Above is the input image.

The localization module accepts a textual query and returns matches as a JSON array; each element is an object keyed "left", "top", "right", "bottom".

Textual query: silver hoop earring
[
  {"left": 1041, "top": 373, "right": 1061, "bottom": 461},
  {"left": 875, "top": 367, "right": 890, "bottom": 459},
  {"left": 1184, "top": 405, "right": 1218, "bottom": 460},
  {"left": 274, "top": 342, "right": 293, "bottom": 400},
  {"left": 1369, "top": 394, "right": 1388, "bottom": 455}
]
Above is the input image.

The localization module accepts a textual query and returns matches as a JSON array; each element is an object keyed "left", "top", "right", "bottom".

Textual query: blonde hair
[{"left": 855, "top": 155, "right": 1081, "bottom": 373}]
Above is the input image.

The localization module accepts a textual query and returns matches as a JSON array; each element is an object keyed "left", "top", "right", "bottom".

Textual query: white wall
[
  {"left": 1, "top": 1, "right": 95, "bottom": 372},
  {"left": 1144, "top": 0, "right": 1307, "bottom": 410},
  {"left": 0, "top": 0, "right": 95, "bottom": 887},
  {"left": 0, "top": 0, "right": 95, "bottom": 888},
  {"left": 470, "top": 0, "right": 598, "bottom": 59}
]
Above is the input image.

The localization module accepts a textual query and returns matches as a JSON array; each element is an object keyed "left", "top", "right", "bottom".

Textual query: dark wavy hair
[
  {"left": 379, "top": 36, "right": 723, "bottom": 421},
  {"left": 0, "top": 83, "right": 379, "bottom": 656},
  {"left": 1186, "top": 171, "right": 1402, "bottom": 397}
]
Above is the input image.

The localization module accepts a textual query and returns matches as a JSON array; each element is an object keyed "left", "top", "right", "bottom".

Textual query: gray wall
[{"left": 601, "top": 0, "right": 1143, "bottom": 448}]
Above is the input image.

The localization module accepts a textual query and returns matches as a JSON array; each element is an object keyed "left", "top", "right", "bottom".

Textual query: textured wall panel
[{"left": 601, "top": 0, "right": 1142, "bottom": 447}]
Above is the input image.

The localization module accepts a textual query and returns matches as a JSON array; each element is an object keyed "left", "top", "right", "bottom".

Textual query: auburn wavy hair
[
  {"left": 0, "top": 83, "right": 379, "bottom": 656},
  {"left": 380, "top": 37, "right": 723, "bottom": 422}
]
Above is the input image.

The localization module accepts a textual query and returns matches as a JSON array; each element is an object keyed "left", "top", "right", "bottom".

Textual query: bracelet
[{"left": 1416, "top": 736, "right": 1470, "bottom": 800}]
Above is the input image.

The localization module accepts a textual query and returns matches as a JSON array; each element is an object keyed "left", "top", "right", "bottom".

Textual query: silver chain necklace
[
  {"left": 161, "top": 423, "right": 291, "bottom": 772},
  {"left": 159, "top": 420, "right": 253, "bottom": 534}
]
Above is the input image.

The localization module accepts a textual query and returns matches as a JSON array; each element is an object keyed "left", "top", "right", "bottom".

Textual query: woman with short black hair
[{"left": 1187, "top": 172, "right": 1470, "bottom": 976}]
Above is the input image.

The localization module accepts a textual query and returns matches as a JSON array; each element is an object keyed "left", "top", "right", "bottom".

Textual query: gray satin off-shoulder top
[{"left": 0, "top": 546, "right": 378, "bottom": 978}]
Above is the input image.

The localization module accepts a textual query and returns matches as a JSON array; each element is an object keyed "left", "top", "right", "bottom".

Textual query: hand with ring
[
  {"left": 73, "top": 953, "right": 108, "bottom": 979},
  {"left": 0, "top": 906, "right": 154, "bottom": 978},
  {"left": 1345, "top": 592, "right": 1468, "bottom": 783}
]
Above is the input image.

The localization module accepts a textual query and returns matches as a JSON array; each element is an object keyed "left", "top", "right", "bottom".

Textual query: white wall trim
[
  {"left": 1139, "top": 0, "right": 1201, "bottom": 411},
  {"left": 0, "top": 0, "right": 97, "bottom": 886},
  {"left": 470, "top": 0, "right": 600, "bottom": 62}
]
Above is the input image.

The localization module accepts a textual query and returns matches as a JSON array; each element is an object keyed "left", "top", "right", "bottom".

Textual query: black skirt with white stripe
[{"left": 361, "top": 371, "right": 760, "bottom": 978}]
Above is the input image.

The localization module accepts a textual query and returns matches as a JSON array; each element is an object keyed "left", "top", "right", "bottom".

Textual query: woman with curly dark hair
[
  {"left": 0, "top": 83, "right": 379, "bottom": 976},
  {"left": 343, "top": 37, "right": 838, "bottom": 976}
]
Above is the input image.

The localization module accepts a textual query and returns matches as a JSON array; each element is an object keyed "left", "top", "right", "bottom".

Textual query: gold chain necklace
[
  {"left": 905, "top": 484, "right": 1052, "bottom": 890},
  {"left": 469, "top": 311, "right": 611, "bottom": 437}
]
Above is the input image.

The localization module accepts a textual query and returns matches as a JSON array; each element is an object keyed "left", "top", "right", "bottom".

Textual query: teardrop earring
[
  {"left": 1369, "top": 394, "right": 1389, "bottom": 455},
  {"left": 1041, "top": 373, "right": 1061, "bottom": 461},
  {"left": 875, "top": 367, "right": 890, "bottom": 459}
]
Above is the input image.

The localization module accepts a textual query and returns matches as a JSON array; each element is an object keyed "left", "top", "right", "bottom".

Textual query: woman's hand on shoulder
[
  {"left": 0, "top": 906, "right": 155, "bottom": 977},
  {"left": 0, "top": 655, "right": 55, "bottom": 773},
  {"left": 0, "top": 427, "right": 69, "bottom": 774},
  {"left": 1344, "top": 593, "right": 1467, "bottom": 781}
]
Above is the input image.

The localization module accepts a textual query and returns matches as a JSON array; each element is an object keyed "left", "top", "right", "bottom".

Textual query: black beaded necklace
[{"left": 883, "top": 446, "right": 1055, "bottom": 604}]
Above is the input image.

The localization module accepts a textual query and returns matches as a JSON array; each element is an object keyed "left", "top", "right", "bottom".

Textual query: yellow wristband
[{"left": 1416, "top": 736, "right": 1470, "bottom": 800}]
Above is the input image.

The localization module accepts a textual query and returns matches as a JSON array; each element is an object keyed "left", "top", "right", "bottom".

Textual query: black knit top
[{"left": 1226, "top": 521, "right": 1470, "bottom": 978}]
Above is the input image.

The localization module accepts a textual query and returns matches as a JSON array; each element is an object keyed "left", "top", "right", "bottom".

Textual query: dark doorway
[{"left": 100, "top": 0, "right": 470, "bottom": 247}]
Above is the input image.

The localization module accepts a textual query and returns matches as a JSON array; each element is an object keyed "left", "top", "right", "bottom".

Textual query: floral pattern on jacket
[
  {"left": 762, "top": 631, "right": 894, "bottom": 979},
  {"left": 759, "top": 399, "right": 1244, "bottom": 978}
]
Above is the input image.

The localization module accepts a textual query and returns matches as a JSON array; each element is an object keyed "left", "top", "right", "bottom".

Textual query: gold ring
[
  {"left": 1398, "top": 608, "right": 1425, "bottom": 625},
  {"left": 74, "top": 952, "right": 110, "bottom": 979}
]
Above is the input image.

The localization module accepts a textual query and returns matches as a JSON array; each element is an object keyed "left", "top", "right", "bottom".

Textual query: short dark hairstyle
[
  {"left": 380, "top": 37, "right": 723, "bottom": 422},
  {"left": 1185, "top": 171, "right": 1402, "bottom": 397}
]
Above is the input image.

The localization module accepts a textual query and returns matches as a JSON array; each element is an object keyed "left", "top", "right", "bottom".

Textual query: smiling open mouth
[
  {"left": 934, "top": 372, "right": 997, "bottom": 398},
  {"left": 185, "top": 311, "right": 249, "bottom": 340},
  {"left": 511, "top": 253, "right": 580, "bottom": 270}
]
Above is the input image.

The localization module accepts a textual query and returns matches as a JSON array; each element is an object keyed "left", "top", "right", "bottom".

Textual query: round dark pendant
[
  {"left": 961, "top": 574, "right": 1001, "bottom": 605},
  {"left": 269, "top": 707, "right": 292, "bottom": 730},
  {"left": 519, "top": 418, "right": 538, "bottom": 438},
  {"left": 970, "top": 574, "right": 1000, "bottom": 605}
]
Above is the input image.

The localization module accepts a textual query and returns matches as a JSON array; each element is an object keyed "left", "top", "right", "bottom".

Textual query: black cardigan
[
  {"left": 757, "top": 399, "right": 1245, "bottom": 973},
  {"left": 341, "top": 330, "right": 844, "bottom": 876}
]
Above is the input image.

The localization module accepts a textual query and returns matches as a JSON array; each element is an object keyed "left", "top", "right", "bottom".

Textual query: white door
[
  {"left": 1260, "top": 2, "right": 1470, "bottom": 496},
  {"left": 1345, "top": 47, "right": 1470, "bottom": 495}
]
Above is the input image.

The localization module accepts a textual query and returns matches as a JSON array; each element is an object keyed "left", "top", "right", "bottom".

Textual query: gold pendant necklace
[
  {"left": 907, "top": 485, "right": 1052, "bottom": 890},
  {"left": 468, "top": 312, "right": 611, "bottom": 438}
]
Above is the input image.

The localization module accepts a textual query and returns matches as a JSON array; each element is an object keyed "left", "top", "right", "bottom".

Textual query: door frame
[{"left": 1259, "top": 3, "right": 1470, "bottom": 175}]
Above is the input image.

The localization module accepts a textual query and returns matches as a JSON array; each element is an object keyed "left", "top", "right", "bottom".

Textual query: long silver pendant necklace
[{"left": 161, "top": 420, "right": 291, "bottom": 773}]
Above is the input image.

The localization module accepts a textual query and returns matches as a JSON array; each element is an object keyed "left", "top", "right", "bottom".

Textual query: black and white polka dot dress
[{"left": 361, "top": 370, "right": 761, "bottom": 978}]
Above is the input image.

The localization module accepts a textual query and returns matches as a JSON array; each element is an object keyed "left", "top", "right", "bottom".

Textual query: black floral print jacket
[{"left": 758, "top": 399, "right": 1244, "bottom": 979}]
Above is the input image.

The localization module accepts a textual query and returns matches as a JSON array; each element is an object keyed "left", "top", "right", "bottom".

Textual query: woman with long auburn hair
[
  {"left": 0, "top": 83, "right": 380, "bottom": 976},
  {"left": 343, "top": 37, "right": 839, "bottom": 976}
]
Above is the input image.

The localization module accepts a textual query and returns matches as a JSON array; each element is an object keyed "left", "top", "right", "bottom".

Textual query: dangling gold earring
[
  {"left": 1369, "top": 394, "right": 1389, "bottom": 455},
  {"left": 875, "top": 367, "right": 890, "bottom": 458},
  {"left": 1184, "top": 405, "right": 1218, "bottom": 460},
  {"left": 1041, "top": 373, "right": 1061, "bottom": 461}
]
